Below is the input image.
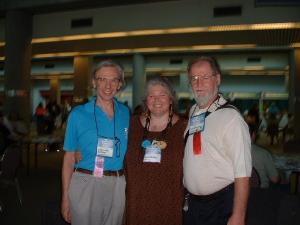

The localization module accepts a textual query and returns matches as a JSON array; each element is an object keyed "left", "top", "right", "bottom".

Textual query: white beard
[{"left": 193, "top": 89, "right": 218, "bottom": 108}]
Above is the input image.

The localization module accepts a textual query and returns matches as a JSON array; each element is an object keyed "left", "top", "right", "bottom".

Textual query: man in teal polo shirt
[{"left": 61, "top": 59, "right": 130, "bottom": 225}]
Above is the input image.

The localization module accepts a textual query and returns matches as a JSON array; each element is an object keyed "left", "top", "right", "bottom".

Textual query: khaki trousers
[{"left": 69, "top": 172, "right": 126, "bottom": 225}]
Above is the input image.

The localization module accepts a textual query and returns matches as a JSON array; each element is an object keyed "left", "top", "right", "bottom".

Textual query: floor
[
  {"left": 0, "top": 130, "right": 299, "bottom": 225},
  {"left": 0, "top": 144, "right": 63, "bottom": 225}
]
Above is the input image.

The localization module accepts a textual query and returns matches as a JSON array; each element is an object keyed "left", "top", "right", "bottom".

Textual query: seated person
[
  {"left": 250, "top": 129, "right": 280, "bottom": 188},
  {"left": 0, "top": 112, "right": 11, "bottom": 156}
]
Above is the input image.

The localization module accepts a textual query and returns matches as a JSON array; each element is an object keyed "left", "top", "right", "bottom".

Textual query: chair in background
[{"left": 0, "top": 143, "right": 23, "bottom": 206}]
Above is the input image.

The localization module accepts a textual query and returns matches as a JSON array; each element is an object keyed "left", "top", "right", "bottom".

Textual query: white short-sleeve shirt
[{"left": 183, "top": 95, "right": 252, "bottom": 195}]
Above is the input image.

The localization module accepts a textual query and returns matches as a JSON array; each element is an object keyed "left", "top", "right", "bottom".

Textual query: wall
[{"left": 28, "top": 0, "right": 300, "bottom": 39}]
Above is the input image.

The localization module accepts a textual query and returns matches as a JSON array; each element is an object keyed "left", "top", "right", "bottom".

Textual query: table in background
[
  {"left": 273, "top": 154, "right": 300, "bottom": 194},
  {"left": 23, "top": 135, "right": 63, "bottom": 175}
]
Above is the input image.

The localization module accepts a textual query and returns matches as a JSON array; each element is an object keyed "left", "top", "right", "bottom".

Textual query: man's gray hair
[
  {"left": 187, "top": 56, "right": 221, "bottom": 76},
  {"left": 92, "top": 59, "right": 125, "bottom": 86}
]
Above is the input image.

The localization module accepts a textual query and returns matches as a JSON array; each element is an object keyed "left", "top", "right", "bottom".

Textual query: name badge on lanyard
[
  {"left": 97, "top": 137, "right": 114, "bottom": 158},
  {"left": 189, "top": 112, "right": 206, "bottom": 134},
  {"left": 143, "top": 145, "right": 161, "bottom": 163},
  {"left": 93, "top": 156, "right": 104, "bottom": 178}
]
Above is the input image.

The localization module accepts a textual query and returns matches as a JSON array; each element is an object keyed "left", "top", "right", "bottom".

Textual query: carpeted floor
[
  {"left": 0, "top": 131, "right": 299, "bottom": 225},
  {"left": 0, "top": 145, "right": 63, "bottom": 225}
]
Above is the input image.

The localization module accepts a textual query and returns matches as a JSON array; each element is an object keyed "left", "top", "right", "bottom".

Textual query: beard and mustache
[{"left": 193, "top": 88, "right": 218, "bottom": 108}]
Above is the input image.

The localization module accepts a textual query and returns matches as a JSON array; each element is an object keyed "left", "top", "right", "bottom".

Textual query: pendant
[
  {"left": 142, "top": 139, "right": 152, "bottom": 148},
  {"left": 152, "top": 140, "right": 167, "bottom": 150}
]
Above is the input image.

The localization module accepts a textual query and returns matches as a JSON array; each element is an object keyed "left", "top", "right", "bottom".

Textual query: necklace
[{"left": 141, "top": 114, "right": 173, "bottom": 150}]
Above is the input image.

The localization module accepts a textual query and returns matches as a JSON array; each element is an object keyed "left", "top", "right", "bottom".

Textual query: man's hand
[
  {"left": 75, "top": 151, "right": 82, "bottom": 163},
  {"left": 61, "top": 197, "right": 71, "bottom": 223},
  {"left": 227, "top": 213, "right": 245, "bottom": 225}
]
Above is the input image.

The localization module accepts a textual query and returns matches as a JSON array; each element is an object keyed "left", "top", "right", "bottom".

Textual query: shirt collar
[{"left": 194, "top": 94, "right": 227, "bottom": 116}]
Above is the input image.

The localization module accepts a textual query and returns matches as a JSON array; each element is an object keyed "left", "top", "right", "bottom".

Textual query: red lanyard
[{"left": 193, "top": 131, "right": 201, "bottom": 155}]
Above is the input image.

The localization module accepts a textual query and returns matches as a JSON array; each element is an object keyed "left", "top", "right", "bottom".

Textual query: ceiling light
[
  {"left": 31, "top": 44, "right": 257, "bottom": 59},
  {"left": 29, "top": 22, "right": 300, "bottom": 44}
]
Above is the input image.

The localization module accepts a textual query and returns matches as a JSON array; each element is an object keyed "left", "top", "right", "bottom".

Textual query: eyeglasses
[
  {"left": 95, "top": 77, "right": 120, "bottom": 87},
  {"left": 189, "top": 74, "right": 215, "bottom": 84}
]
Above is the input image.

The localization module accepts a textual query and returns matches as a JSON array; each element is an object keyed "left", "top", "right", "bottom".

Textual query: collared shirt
[
  {"left": 64, "top": 97, "right": 130, "bottom": 171},
  {"left": 183, "top": 95, "right": 252, "bottom": 195}
]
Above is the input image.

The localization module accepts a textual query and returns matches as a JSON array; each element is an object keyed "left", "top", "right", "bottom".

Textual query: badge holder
[
  {"left": 94, "top": 156, "right": 104, "bottom": 177},
  {"left": 189, "top": 112, "right": 205, "bottom": 155},
  {"left": 93, "top": 137, "right": 114, "bottom": 178},
  {"left": 143, "top": 143, "right": 162, "bottom": 163},
  {"left": 97, "top": 137, "right": 115, "bottom": 158},
  {"left": 189, "top": 112, "right": 205, "bottom": 134}
]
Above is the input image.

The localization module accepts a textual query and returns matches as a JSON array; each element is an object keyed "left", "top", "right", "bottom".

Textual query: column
[
  {"left": 4, "top": 10, "right": 32, "bottom": 122},
  {"left": 49, "top": 78, "right": 60, "bottom": 104},
  {"left": 73, "top": 56, "right": 92, "bottom": 105},
  {"left": 259, "top": 92, "right": 264, "bottom": 118},
  {"left": 289, "top": 48, "right": 300, "bottom": 140},
  {"left": 179, "top": 72, "right": 189, "bottom": 93},
  {"left": 132, "top": 53, "right": 146, "bottom": 109}
]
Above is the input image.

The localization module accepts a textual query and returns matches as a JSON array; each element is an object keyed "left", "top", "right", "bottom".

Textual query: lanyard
[
  {"left": 93, "top": 99, "right": 120, "bottom": 157},
  {"left": 142, "top": 116, "right": 172, "bottom": 142},
  {"left": 188, "top": 96, "right": 220, "bottom": 155},
  {"left": 190, "top": 95, "right": 221, "bottom": 119}
]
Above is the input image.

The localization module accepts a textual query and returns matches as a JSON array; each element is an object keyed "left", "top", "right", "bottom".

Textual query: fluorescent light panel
[
  {"left": 30, "top": 22, "right": 300, "bottom": 44},
  {"left": 31, "top": 44, "right": 257, "bottom": 59}
]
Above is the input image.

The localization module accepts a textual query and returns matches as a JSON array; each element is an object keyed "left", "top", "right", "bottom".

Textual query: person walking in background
[
  {"left": 278, "top": 109, "right": 289, "bottom": 143},
  {"left": 61, "top": 60, "right": 130, "bottom": 225},
  {"left": 267, "top": 113, "right": 279, "bottom": 145},
  {"left": 45, "top": 99, "right": 61, "bottom": 134},
  {"left": 125, "top": 76, "right": 186, "bottom": 225},
  {"left": 35, "top": 102, "right": 46, "bottom": 135},
  {"left": 183, "top": 56, "right": 252, "bottom": 225},
  {"left": 61, "top": 99, "right": 72, "bottom": 129}
]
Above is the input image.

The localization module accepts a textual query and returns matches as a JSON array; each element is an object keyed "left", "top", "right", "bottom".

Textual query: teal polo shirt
[{"left": 64, "top": 97, "right": 130, "bottom": 171}]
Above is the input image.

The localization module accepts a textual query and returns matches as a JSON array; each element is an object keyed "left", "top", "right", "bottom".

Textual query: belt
[
  {"left": 74, "top": 168, "right": 124, "bottom": 177},
  {"left": 189, "top": 183, "right": 234, "bottom": 201}
]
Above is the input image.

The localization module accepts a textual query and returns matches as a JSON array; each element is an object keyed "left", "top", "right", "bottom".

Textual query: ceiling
[
  {"left": 31, "top": 28, "right": 300, "bottom": 54},
  {"left": 0, "top": 0, "right": 300, "bottom": 59},
  {"left": 0, "top": 0, "right": 175, "bottom": 17}
]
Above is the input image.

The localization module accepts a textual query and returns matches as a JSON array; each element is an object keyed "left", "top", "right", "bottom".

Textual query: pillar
[
  {"left": 49, "top": 78, "right": 60, "bottom": 104},
  {"left": 179, "top": 72, "right": 189, "bottom": 92},
  {"left": 73, "top": 56, "right": 92, "bottom": 105},
  {"left": 132, "top": 53, "right": 146, "bottom": 109},
  {"left": 259, "top": 92, "right": 264, "bottom": 118},
  {"left": 4, "top": 10, "right": 32, "bottom": 122},
  {"left": 289, "top": 48, "right": 300, "bottom": 140}
]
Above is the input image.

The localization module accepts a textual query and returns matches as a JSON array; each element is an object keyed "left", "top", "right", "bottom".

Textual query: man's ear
[
  {"left": 216, "top": 74, "right": 221, "bottom": 86},
  {"left": 92, "top": 79, "right": 96, "bottom": 89},
  {"left": 117, "top": 82, "right": 122, "bottom": 91}
]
